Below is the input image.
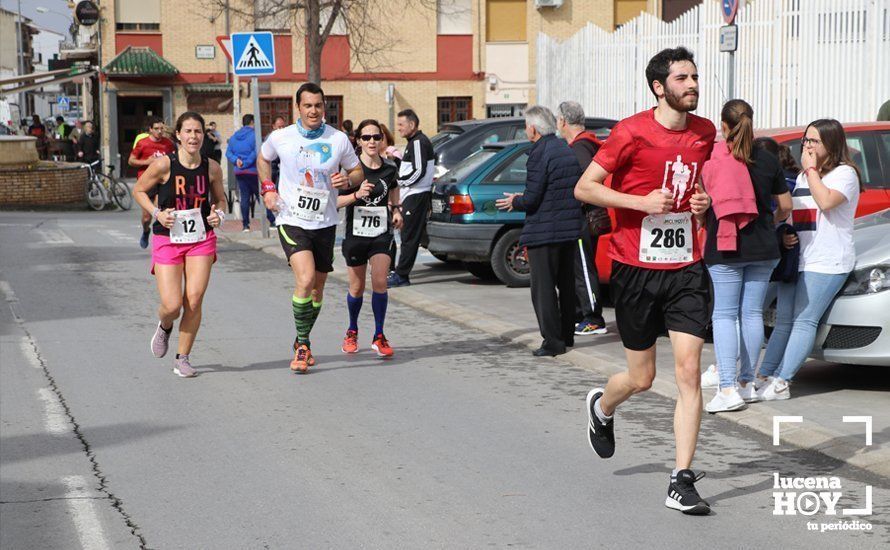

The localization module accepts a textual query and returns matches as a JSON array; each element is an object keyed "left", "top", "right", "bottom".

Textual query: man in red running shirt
[
  {"left": 575, "top": 47, "right": 716, "bottom": 515},
  {"left": 130, "top": 116, "right": 175, "bottom": 249}
]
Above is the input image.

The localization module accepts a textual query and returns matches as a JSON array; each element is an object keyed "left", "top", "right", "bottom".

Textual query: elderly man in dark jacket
[{"left": 496, "top": 105, "right": 584, "bottom": 356}]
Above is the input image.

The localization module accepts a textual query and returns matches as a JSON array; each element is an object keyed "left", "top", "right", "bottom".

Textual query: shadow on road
[{"left": 0, "top": 422, "right": 184, "bottom": 465}]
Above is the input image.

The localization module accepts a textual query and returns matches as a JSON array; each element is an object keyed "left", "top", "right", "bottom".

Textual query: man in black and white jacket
[{"left": 388, "top": 109, "right": 435, "bottom": 287}]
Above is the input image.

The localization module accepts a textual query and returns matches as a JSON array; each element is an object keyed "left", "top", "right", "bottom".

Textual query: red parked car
[{"left": 592, "top": 122, "right": 890, "bottom": 283}]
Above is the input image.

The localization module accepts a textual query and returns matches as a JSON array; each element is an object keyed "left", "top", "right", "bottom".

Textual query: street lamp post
[{"left": 16, "top": 0, "right": 25, "bottom": 124}]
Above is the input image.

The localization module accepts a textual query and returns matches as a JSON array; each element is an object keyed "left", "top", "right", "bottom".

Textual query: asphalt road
[{"left": 1, "top": 210, "right": 887, "bottom": 549}]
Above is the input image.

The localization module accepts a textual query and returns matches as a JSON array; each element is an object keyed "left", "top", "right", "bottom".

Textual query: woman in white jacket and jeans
[{"left": 756, "top": 119, "right": 862, "bottom": 400}]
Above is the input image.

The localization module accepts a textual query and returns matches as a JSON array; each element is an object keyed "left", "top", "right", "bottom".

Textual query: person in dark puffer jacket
[{"left": 496, "top": 105, "right": 583, "bottom": 357}]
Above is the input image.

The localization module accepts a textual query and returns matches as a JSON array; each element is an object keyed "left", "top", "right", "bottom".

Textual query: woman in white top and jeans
[{"left": 757, "top": 119, "right": 862, "bottom": 400}]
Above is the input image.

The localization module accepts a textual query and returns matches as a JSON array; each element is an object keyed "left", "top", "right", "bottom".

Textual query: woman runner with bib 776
[{"left": 134, "top": 111, "right": 227, "bottom": 378}]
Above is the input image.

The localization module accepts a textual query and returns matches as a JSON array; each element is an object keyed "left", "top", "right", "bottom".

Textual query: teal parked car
[{"left": 428, "top": 141, "right": 536, "bottom": 287}]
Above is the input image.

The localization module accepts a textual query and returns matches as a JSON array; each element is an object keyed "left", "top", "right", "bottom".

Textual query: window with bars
[
  {"left": 438, "top": 97, "right": 473, "bottom": 127},
  {"left": 325, "top": 96, "right": 344, "bottom": 129},
  {"left": 259, "top": 97, "right": 293, "bottom": 136}
]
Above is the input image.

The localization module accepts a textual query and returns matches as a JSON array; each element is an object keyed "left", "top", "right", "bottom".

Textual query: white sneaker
[
  {"left": 759, "top": 378, "right": 791, "bottom": 401},
  {"left": 701, "top": 364, "right": 719, "bottom": 388},
  {"left": 738, "top": 384, "right": 760, "bottom": 403},
  {"left": 754, "top": 376, "right": 771, "bottom": 391},
  {"left": 705, "top": 388, "right": 747, "bottom": 413}
]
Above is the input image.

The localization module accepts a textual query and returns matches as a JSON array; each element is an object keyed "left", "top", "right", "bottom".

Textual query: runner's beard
[{"left": 664, "top": 87, "right": 699, "bottom": 112}]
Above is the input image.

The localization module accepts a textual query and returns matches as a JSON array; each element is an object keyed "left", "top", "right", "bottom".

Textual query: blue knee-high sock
[
  {"left": 346, "top": 293, "right": 363, "bottom": 332},
  {"left": 372, "top": 291, "right": 388, "bottom": 336}
]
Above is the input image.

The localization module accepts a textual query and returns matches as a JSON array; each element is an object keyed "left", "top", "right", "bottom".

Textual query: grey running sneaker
[
  {"left": 173, "top": 355, "right": 197, "bottom": 378},
  {"left": 151, "top": 323, "right": 171, "bottom": 358}
]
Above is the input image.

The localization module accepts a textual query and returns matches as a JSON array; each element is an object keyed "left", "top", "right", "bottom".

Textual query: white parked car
[{"left": 808, "top": 208, "right": 890, "bottom": 366}]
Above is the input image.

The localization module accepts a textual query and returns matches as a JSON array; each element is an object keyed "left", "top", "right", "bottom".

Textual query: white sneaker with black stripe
[
  {"left": 758, "top": 377, "right": 791, "bottom": 401},
  {"left": 665, "top": 470, "right": 710, "bottom": 515}
]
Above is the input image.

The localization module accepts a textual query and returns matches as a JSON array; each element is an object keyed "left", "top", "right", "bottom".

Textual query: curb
[{"left": 221, "top": 232, "right": 890, "bottom": 480}]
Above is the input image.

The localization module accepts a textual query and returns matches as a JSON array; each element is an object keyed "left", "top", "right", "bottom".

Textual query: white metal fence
[{"left": 537, "top": 0, "right": 890, "bottom": 128}]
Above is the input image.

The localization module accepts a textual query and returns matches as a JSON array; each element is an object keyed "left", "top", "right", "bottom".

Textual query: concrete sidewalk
[{"left": 220, "top": 227, "right": 890, "bottom": 479}]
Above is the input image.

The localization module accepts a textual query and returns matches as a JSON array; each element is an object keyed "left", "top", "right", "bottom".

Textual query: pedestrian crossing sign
[{"left": 231, "top": 32, "right": 276, "bottom": 76}]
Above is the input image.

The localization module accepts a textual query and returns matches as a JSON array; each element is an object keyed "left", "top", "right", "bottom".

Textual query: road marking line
[
  {"left": 1, "top": 279, "right": 23, "bottom": 322},
  {"left": 37, "top": 388, "right": 69, "bottom": 434},
  {"left": 19, "top": 337, "right": 41, "bottom": 369},
  {"left": 34, "top": 228, "right": 74, "bottom": 245},
  {"left": 100, "top": 229, "right": 132, "bottom": 242},
  {"left": 61, "top": 475, "right": 112, "bottom": 550},
  {"left": 0, "top": 280, "right": 16, "bottom": 302}
]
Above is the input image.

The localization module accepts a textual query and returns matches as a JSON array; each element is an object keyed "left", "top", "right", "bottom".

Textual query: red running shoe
[
  {"left": 371, "top": 334, "right": 393, "bottom": 358},
  {"left": 290, "top": 343, "right": 315, "bottom": 373},
  {"left": 342, "top": 330, "right": 359, "bottom": 354}
]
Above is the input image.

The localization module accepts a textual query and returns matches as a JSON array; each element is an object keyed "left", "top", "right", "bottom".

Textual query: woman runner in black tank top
[
  {"left": 335, "top": 119, "right": 403, "bottom": 358},
  {"left": 133, "top": 111, "right": 227, "bottom": 378},
  {"left": 152, "top": 153, "right": 213, "bottom": 236}
]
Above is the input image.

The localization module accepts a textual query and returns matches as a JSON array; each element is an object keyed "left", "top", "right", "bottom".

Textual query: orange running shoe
[
  {"left": 342, "top": 330, "right": 359, "bottom": 354},
  {"left": 290, "top": 343, "right": 315, "bottom": 373},
  {"left": 371, "top": 334, "right": 393, "bottom": 358}
]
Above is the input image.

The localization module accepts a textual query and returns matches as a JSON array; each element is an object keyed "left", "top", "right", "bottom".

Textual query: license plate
[{"left": 431, "top": 198, "right": 445, "bottom": 214}]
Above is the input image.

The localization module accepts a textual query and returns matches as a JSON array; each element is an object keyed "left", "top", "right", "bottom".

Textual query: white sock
[
  {"left": 671, "top": 468, "right": 681, "bottom": 480},
  {"left": 594, "top": 398, "right": 612, "bottom": 424}
]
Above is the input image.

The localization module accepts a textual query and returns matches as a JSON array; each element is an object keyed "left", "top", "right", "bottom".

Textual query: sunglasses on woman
[{"left": 360, "top": 134, "right": 383, "bottom": 142}]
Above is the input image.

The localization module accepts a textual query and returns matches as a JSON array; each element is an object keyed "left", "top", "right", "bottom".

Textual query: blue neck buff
[{"left": 297, "top": 119, "right": 326, "bottom": 139}]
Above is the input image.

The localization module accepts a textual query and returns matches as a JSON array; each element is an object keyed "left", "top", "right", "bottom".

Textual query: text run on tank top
[{"left": 152, "top": 153, "right": 213, "bottom": 236}]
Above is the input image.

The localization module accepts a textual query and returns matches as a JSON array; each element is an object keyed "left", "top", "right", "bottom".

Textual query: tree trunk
[{"left": 306, "top": 0, "right": 322, "bottom": 83}]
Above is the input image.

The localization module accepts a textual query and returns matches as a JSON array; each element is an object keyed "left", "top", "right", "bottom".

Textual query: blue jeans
[
  {"left": 236, "top": 174, "right": 275, "bottom": 228},
  {"left": 759, "top": 271, "right": 848, "bottom": 381},
  {"left": 707, "top": 260, "right": 778, "bottom": 389}
]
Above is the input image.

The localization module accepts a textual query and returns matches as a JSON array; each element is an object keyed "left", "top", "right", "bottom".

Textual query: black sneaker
[
  {"left": 665, "top": 470, "right": 711, "bottom": 515},
  {"left": 585, "top": 388, "right": 615, "bottom": 458}
]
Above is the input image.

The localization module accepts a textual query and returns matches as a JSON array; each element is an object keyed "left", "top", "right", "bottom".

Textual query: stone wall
[{"left": 0, "top": 164, "right": 88, "bottom": 206}]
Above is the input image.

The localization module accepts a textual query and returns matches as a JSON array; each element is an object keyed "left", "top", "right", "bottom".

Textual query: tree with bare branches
[{"left": 201, "top": 0, "right": 440, "bottom": 84}]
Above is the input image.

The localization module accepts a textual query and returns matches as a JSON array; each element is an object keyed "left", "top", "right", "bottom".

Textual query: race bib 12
[{"left": 170, "top": 208, "right": 207, "bottom": 244}]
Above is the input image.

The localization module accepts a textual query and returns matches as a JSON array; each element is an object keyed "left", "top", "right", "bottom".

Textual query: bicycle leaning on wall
[{"left": 84, "top": 160, "right": 132, "bottom": 211}]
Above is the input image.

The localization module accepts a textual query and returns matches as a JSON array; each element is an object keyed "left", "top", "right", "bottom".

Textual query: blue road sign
[
  {"left": 231, "top": 32, "right": 276, "bottom": 77},
  {"left": 721, "top": 0, "right": 739, "bottom": 24},
  {"left": 57, "top": 96, "right": 70, "bottom": 112}
]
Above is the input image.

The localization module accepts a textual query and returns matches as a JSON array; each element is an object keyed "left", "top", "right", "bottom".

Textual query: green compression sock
[{"left": 292, "top": 295, "right": 314, "bottom": 345}]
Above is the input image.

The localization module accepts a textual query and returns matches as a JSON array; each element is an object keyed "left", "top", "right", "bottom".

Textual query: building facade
[
  {"left": 29, "top": 27, "right": 66, "bottom": 123},
  {"left": 0, "top": 7, "right": 38, "bottom": 128},
  {"left": 95, "top": 0, "right": 688, "bottom": 173},
  {"left": 97, "top": 0, "right": 486, "bottom": 174}
]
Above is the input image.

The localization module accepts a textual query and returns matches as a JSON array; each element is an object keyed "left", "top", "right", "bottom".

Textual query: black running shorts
[
  {"left": 341, "top": 232, "right": 393, "bottom": 267},
  {"left": 610, "top": 260, "right": 711, "bottom": 351},
  {"left": 277, "top": 224, "right": 336, "bottom": 273}
]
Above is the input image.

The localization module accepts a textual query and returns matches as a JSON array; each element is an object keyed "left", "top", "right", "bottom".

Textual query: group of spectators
[{"left": 24, "top": 114, "right": 99, "bottom": 162}]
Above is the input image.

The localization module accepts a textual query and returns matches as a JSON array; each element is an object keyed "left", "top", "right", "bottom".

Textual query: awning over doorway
[{"left": 103, "top": 47, "right": 179, "bottom": 77}]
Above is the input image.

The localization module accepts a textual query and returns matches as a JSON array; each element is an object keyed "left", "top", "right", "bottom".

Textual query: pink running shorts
[{"left": 151, "top": 231, "right": 217, "bottom": 274}]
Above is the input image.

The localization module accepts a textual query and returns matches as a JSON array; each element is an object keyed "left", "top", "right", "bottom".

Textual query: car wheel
[
  {"left": 464, "top": 261, "right": 497, "bottom": 280},
  {"left": 491, "top": 228, "right": 530, "bottom": 287}
]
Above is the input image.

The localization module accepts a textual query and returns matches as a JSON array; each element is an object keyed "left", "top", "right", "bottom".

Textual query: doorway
[
  {"left": 117, "top": 96, "right": 163, "bottom": 178},
  {"left": 259, "top": 97, "right": 293, "bottom": 137}
]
